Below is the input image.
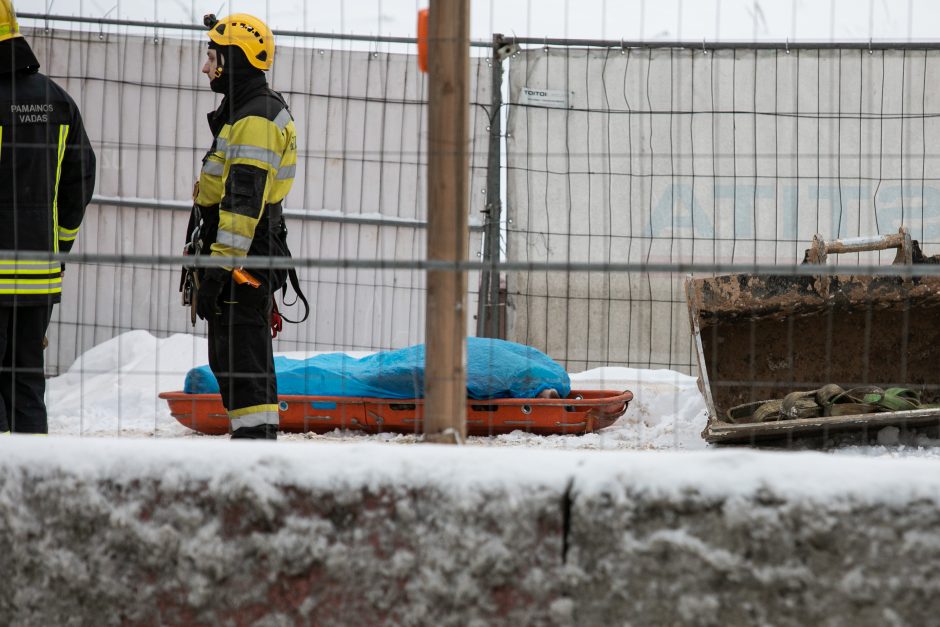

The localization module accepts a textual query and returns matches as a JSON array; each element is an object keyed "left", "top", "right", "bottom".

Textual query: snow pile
[
  {"left": 46, "top": 330, "right": 207, "bottom": 437},
  {"left": 570, "top": 367, "right": 707, "bottom": 449},
  {"left": 45, "top": 331, "right": 708, "bottom": 449}
]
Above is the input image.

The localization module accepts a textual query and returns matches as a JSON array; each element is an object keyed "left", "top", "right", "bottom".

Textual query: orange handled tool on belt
[
  {"left": 232, "top": 267, "right": 261, "bottom": 288},
  {"left": 233, "top": 267, "right": 284, "bottom": 339}
]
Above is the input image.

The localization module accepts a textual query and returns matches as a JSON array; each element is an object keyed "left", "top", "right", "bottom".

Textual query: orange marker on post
[
  {"left": 417, "top": 8, "right": 429, "bottom": 73},
  {"left": 232, "top": 267, "right": 261, "bottom": 288}
]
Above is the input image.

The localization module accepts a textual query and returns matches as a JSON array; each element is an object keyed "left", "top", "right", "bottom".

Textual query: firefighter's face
[{"left": 202, "top": 49, "right": 219, "bottom": 80}]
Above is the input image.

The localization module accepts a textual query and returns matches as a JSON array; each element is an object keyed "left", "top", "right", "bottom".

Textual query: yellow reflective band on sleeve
[
  {"left": 57, "top": 225, "right": 80, "bottom": 242},
  {"left": 268, "top": 119, "right": 296, "bottom": 204},
  {"left": 0, "top": 277, "right": 63, "bottom": 294},
  {"left": 225, "top": 116, "right": 287, "bottom": 172},
  {"left": 224, "top": 212, "right": 263, "bottom": 236},
  {"left": 202, "top": 160, "right": 224, "bottom": 177},
  {"left": 0, "top": 126, "right": 3, "bottom": 162},
  {"left": 196, "top": 129, "right": 228, "bottom": 206},
  {"left": 226, "top": 144, "right": 282, "bottom": 171},
  {"left": 275, "top": 164, "right": 296, "bottom": 180},
  {"left": 0, "top": 277, "right": 63, "bottom": 284},
  {"left": 51, "top": 124, "right": 70, "bottom": 254},
  {"left": 0, "top": 260, "right": 61, "bottom": 274},
  {"left": 272, "top": 109, "right": 292, "bottom": 130},
  {"left": 214, "top": 228, "right": 253, "bottom": 255},
  {"left": 196, "top": 172, "right": 224, "bottom": 206}
]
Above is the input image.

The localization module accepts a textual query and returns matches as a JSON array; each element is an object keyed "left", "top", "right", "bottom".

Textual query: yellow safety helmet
[
  {"left": 0, "top": 0, "right": 23, "bottom": 43},
  {"left": 204, "top": 13, "right": 274, "bottom": 71}
]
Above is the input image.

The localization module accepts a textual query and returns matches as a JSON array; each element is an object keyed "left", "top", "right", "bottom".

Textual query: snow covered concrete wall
[{"left": 2, "top": 439, "right": 939, "bottom": 625}]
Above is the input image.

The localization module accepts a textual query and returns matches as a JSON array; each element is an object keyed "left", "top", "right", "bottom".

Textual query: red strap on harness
[{"left": 271, "top": 299, "right": 284, "bottom": 339}]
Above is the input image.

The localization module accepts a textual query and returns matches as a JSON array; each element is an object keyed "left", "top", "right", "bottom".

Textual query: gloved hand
[{"left": 195, "top": 268, "right": 228, "bottom": 320}]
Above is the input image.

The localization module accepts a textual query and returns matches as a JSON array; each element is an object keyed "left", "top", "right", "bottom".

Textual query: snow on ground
[
  {"left": 46, "top": 330, "right": 205, "bottom": 438},
  {"left": 45, "top": 330, "right": 707, "bottom": 449},
  {"left": 285, "top": 367, "right": 710, "bottom": 450},
  {"left": 43, "top": 330, "right": 940, "bottom": 458}
]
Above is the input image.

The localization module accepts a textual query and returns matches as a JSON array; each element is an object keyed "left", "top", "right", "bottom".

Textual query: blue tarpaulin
[{"left": 183, "top": 338, "right": 571, "bottom": 399}]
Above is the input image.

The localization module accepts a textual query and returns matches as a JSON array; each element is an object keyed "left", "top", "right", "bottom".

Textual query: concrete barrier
[{"left": 1, "top": 439, "right": 939, "bottom": 625}]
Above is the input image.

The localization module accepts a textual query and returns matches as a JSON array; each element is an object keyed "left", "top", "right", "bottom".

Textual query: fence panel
[
  {"left": 21, "top": 25, "right": 490, "bottom": 373},
  {"left": 505, "top": 46, "right": 940, "bottom": 373}
]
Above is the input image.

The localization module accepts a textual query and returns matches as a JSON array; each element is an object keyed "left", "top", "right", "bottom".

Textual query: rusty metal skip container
[{"left": 687, "top": 227, "right": 940, "bottom": 446}]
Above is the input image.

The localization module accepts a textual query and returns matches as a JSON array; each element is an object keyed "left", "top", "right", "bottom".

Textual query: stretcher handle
[
  {"left": 802, "top": 226, "right": 912, "bottom": 265},
  {"left": 159, "top": 390, "right": 634, "bottom": 407}
]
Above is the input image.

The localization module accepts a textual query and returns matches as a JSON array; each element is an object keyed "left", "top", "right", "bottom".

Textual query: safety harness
[
  {"left": 180, "top": 202, "right": 309, "bottom": 338},
  {"left": 271, "top": 267, "right": 308, "bottom": 338},
  {"left": 263, "top": 201, "right": 309, "bottom": 337}
]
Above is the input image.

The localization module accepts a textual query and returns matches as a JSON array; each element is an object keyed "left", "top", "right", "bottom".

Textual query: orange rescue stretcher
[{"left": 158, "top": 390, "right": 633, "bottom": 437}]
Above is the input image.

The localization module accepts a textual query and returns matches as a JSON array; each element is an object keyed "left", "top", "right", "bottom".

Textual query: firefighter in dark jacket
[
  {"left": 190, "top": 13, "right": 297, "bottom": 440},
  {"left": 0, "top": 0, "right": 96, "bottom": 434}
]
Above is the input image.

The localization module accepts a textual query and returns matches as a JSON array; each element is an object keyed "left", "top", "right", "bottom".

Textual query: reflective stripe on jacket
[
  {"left": 0, "top": 37, "right": 96, "bottom": 305},
  {"left": 195, "top": 81, "right": 296, "bottom": 267}
]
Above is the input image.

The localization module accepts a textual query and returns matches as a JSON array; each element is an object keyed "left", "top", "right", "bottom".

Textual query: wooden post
[{"left": 424, "top": 0, "right": 469, "bottom": 443}]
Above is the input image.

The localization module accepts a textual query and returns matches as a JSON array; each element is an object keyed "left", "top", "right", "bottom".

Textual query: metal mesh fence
[
  {"left": 504, "top": 43, "right": 940, "bottom": 374},
  {"left": 5, "top": 12, "right": 940, "bottom": 447},
  {"left": 23, "top": 21, "right": 490, "bottom": 375}
]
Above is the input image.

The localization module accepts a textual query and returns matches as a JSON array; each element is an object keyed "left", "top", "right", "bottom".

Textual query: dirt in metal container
[{"left": 687, "top": 228, "right": 940, "bottom": 446}]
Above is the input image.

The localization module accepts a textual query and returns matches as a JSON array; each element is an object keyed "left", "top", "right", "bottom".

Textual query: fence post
[
  {"left": 477, "top": 33, "right": 506, "bottom": 339},
  {"left": 424, "top": 0, "right": 470, "bottom": 443}
]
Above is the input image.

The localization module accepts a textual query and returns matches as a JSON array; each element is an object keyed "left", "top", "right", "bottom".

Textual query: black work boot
[{"left": 231, "top": 424, "right": 278, "bottom": 440}]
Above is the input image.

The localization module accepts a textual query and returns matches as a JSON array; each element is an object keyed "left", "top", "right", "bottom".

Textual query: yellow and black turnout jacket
[
  {"left": 194, "top": 74, "right": 296, "bottom": 284},
  {"left": 0, "top": 37, "right": 96, "bottom": 305}
]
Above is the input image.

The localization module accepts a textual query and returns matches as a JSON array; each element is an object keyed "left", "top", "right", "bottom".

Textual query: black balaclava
[
  {"left": 207, "top": 40, "right": 265, "bottom": 96},
  {"left": 0, "top": 36, "right": 39, "bottom": 76}
]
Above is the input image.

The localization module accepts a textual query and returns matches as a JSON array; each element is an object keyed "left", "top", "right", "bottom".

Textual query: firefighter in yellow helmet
[
  {"left": 184, "top": 13, "right": 298, "bottom": 440},
  {"left": 0, "top": 0, "right": 96, "bottom": 434}
]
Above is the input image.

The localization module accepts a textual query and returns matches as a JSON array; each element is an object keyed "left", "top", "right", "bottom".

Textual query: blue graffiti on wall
[{"left": 646, "top": 182, "right": 940, "bottom": 240}]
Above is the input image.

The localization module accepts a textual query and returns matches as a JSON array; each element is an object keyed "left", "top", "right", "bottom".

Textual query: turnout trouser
[
  {"left": 0, "top": 304, "right": 54, "bottom": 434},
  {"left": 206, "top": 279, "right": 278, "bottom": 438}
]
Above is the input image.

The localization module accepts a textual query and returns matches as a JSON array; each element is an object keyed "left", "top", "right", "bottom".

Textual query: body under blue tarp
[{"left": 184, "top": 338, "right": 571, "bottom": 400}]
